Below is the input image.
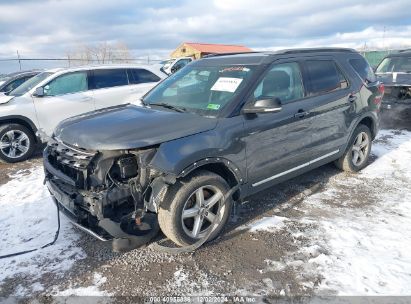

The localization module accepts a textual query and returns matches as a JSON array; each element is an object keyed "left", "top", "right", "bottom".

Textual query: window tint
[
  {"left": 253, "top": 62, "right": 304, "bottom": 103},
  {"left": 91, "top": 69, "right": 128, "bottom": 89},
  {"left": 173, "top": 59, "right": 191, "bottom": 70},
  {"left": 2, "top": 77, "right": 26, "bottom": 92},
  {"left": 128, "top": 69, "right": 160, "bottom": 84},
  {"left": 349, "top": 58, "right": 376, "bottom": 83},
  {"left": 44, "top": 72, "right": 87, "bottom": 96},
  {"left": 304, "top": 60, "right": 348, "bottom": 95}
]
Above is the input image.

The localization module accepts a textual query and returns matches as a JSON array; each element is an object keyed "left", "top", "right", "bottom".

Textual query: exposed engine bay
[
  {"left": 384, "top": 85, "right": 411, "bottom": 101},
  {"left": 43, "top": 137, "right": 175, "bottom": 251}
]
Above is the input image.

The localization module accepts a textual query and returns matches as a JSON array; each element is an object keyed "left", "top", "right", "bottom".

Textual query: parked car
[
  {"left": 0, "top": 70, "right": 41, "bottom": 93},
  {"left": 0, "top": 64, "right": 166, "bottom": 163},
  {"left": 44, "top": 48, "right": 383, "bottom": 252},
  {"left": 375, "top": 49, "right": 411, "bottom": 102},
  {"left": 161, "top": 57, "right": 193, "bottom": 75}
]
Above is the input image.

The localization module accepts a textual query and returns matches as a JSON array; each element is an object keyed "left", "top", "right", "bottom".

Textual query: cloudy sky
[{"left": 1, "top": 0, "right": 411, "bottom": 72}]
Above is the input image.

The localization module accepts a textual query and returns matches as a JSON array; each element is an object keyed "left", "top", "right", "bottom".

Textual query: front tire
[
  {"left": 334, "top": 124, "right": 372, "bottom": 172},
  {"left": 0, "top": 124, "right": 35, "bottom": 163},
  {"left": 158, "top": 170, "right": 232, "bottom": 247}
]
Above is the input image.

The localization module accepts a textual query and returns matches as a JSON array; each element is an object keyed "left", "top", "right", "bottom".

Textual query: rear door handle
[
  {"left": 294, "top": 110, "right": 309, "bottom": 118},
  {"left": 348, "top": 94, "right": 357, "bottom": 103}
]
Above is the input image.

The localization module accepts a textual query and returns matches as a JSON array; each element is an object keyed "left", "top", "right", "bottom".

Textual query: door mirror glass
[
  {"left": 243, "top": 97, "right": 282, "bottom": 114},
  {"left": 34, "top": 86, "right": 44, "bottom": 97}
]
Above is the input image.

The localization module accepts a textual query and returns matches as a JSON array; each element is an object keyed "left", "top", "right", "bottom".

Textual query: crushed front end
[{"left": 43, "top": 138, "right": 171, "bottom": 251}]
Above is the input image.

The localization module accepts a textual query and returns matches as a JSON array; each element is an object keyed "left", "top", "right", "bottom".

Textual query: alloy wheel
[
  {"left": 0, "top": 130, "right": 30, "bottom": 159},
  {"left": 351, "top": 131, "right": 370, "bottom": 166},
  {"left": 181, "top": 185, "right": 225, "bottom": 239}
]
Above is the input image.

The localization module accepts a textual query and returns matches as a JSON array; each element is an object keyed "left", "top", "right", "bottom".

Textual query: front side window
[
  {"left": 253, "top": 62, "right": 304, "bottom": 103},
  {"left": 90, "top": 69, "right": 128, "bottom": 89},
  {"left": 9, "top": 72, "right": 53, "bottom": 97},
  {"left": 304, "top": 60, "right": 348, "bottom": 96},
  {"left": 349, "top": 58, "right": 376, "bottom": 83},
  {"left": 143, "top": 64, "right": 256, "bottom": 116},
  {"left": 128, "top": 69, "right": 161, "bottom": 84},
  {"left": 44, "top": 72, "right": 88, "bottom": 96}
]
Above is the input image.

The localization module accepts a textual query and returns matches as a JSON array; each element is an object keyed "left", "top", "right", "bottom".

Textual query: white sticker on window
[{"left": 211, "top": 77, "right": 243, "bottom": 93}]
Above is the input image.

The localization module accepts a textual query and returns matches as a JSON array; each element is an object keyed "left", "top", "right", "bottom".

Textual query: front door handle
[
  {"left": 294, "top": 110, "right": 309, "bottom": 118},
  {"left": 81, "top": 97, "right": 92, "bottom": 102}
]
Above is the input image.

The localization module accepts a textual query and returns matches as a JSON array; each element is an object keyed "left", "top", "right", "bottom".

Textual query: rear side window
[
  {"left": 128, "top": 69, "right": 161, "bottom": 84},
  {"left": 44, "top": 72, "right": 88, "bottom": 96},
  {"left": 304, "top": 60, "right": 348, "bottom": 96},
  {"left": 349, "top": 58, "right": 377, "bottom": 83},
  {"left": 90, "top": 69, "right": 128, "bottom": 89}
]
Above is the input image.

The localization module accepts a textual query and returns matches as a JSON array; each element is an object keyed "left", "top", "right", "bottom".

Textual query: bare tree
[{"left": 67, "top": 41, "right": 133, "bottom": 66}]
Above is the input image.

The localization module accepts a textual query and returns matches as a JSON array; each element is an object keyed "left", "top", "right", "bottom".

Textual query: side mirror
[
  {"left": 243, "top": 97, "right": 282, "bottom": 114},
  {"left": 33, "top": 87, "right": 44, "bottom": 97}
]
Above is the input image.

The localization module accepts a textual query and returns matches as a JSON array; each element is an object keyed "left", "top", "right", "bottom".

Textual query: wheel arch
[
  {"left": 0, "top": 115, "right": 39, "bottom": 143},
  {"left": 178, "top": 158, "right": 243, "bottom": 200},
  {"left": 357, "top": 115, "right": 377, "bottom": 140}
]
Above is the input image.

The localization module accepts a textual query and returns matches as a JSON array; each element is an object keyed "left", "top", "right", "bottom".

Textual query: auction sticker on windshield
[{"left": 211, "top": 77, "right": 243, "bottom": 93}]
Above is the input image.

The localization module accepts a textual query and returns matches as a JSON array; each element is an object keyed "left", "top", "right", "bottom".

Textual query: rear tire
[
  {"left": 0, "top": 123, "right": 35, "bottom": 163},
  {"left": 334, "top": 124, "right": 372, "bottom": 172},
  {"left": 158, "top": 170, "right": 232, "bottom": 247}
]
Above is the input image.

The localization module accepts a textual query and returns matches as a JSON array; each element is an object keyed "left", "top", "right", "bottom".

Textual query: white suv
[{"left": 0, "top": 64, "right": 166, "bottom": 163}]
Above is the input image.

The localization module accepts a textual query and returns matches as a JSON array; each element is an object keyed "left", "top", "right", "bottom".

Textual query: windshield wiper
[{"left": 149, "top": 102, "right": 187, "bottom": 113}]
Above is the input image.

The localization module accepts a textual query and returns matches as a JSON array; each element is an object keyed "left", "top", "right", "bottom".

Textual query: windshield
[
  {"left": 376, "top": 57, "right": 411, "bottom": 73},
  {"left": 8, "top": 72, "right": 53, "bottom": 96},
  {"left": 143, "top": 64, "right": 256, "bottom": 116}
]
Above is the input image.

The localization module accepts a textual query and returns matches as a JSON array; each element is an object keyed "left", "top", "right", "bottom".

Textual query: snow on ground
[
  {"left": 246, "top": 129, "right": 411, "bottom": 295},
  {"left": 0, "top": 167, "right": 86, "bottom": 294},
  {"left": 56, "top": 272, "right": 111, "bottom": 296}
]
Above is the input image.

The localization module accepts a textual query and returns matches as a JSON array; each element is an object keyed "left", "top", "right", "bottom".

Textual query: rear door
[
  {"left": 33, "top": 71, "right": 94, "bottom": 135},
  {"left": 300, "top": 57, "right": 354, "bottom": 157},
  {"left": 244, "top": 60, "right": 317, "bottom": 190},
  {"left": 89, "top": 68, "right": 131, "bottom": 110},
  {"left": 126, "top": 68, "right": 162, "bottom": 104}
]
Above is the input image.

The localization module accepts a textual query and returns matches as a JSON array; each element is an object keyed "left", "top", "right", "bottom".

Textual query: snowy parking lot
[{"left": 0, "top": 114, "right": 410, "bottom": 299}]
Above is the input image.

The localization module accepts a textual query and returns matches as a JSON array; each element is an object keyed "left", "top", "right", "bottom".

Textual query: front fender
[{"left": 149, "top": 116, "right": 247, "bottom": 182}]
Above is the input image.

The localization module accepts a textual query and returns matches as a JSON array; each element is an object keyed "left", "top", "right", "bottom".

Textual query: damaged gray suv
[{"left": 44, "top": 48, "right": 383, "bottom": 251}]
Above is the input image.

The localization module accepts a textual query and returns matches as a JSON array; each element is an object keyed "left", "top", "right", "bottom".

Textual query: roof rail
[
  {"left": 202, "top": 51, "right": 261, "bottom": 58},
  {"left": 280, "top": 48, "right": 356, "bottom": 55}
]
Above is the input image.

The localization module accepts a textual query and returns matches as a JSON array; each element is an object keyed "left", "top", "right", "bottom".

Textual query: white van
[
  {"left": 0, "top": 64, "right": 166, "bottom": 163},
  {"left": 161, "top": 57, "right": 193, "bottom": 75}
]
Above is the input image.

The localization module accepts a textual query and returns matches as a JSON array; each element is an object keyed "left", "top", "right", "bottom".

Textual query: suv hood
[{"left": 54, "top": 104, "right": 218, "bottom": 150}]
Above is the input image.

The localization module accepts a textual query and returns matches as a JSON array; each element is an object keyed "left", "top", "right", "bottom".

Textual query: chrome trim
[{"left": 252, "top": 150, "right": 340, "bottom": 187}]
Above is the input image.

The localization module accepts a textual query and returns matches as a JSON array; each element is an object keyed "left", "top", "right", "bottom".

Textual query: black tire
[
  {"left": 334, "top": 124, "right": 372, "bottom": 172},
  {"left": 0, "top": 123, "right": 35, "bottom": 163},
  {"left": 158, "top": 170, "right": 232, "bottom": 247}
]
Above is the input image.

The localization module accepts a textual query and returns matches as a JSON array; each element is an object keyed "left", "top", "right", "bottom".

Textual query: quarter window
[
  {"left": 91, "top": 69, "right": 128, "bottom": 89},
  {"left": 304, "top": 60, "right": 348, "bottom": 96},
  {"left": 253, "top": 62, "right": 304, "bottom": 103},
  {"left": 349, "top": 58, "right": 377, "bottom": 83},
  {"left": 128, "top": 69, "right": 161, "bottom": 84},
  {"left": 44, "top": 72, "right": 88, "bottom": 96}
]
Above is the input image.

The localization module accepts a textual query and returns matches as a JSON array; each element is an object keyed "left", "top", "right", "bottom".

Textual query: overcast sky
[{"left": 1, "top": 0, "right": 411, "bottom": 72}]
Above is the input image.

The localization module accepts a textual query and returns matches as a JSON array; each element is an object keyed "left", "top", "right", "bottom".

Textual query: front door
[
  {"left": 33, "top": 71, "right": 95, "bottom": 135},
  {"left": 243, "top": 61, "right": 315, "bottom": 191}
]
